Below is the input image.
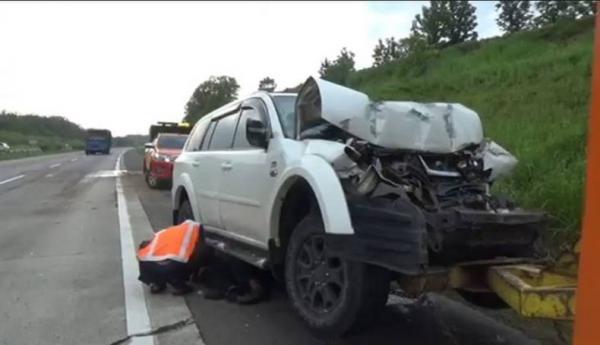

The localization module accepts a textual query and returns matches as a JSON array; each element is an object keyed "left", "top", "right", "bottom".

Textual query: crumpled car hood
[{"left": 295, "top": 77, "right": 483, "bottom": 154}]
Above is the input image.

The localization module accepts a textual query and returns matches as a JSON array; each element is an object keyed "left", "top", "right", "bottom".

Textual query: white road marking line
[
  {"left": 49, "top": 163, "right": 61, "bottom": 169},
  {"left": 70, "top": 158, "right": 78, "bottom": 162},
  {"left": 115, "top": 151, "right": 155, "bottom": 345},
  {"left": 0, "top": 174, "right": 25, "bottom": 185},
  {"left": 45, "top": 173, "right": 54, "bottom": 178}
]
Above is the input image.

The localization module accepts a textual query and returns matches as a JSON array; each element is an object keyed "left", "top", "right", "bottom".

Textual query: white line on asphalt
[
  {"left": 45, "top": 173, "right": 54, "bottom": 178},
  {"left": 0, "top": 174, "right": 25, "bottom": 185},
  {"left": 115, "top": 151, "right": 155, "bottom": 345},
  {"left": 49, "top": 163, "right": 61, "bottom": 169},
  {"left": 70, "top": 158, "right": 78, "bottom": 162}
]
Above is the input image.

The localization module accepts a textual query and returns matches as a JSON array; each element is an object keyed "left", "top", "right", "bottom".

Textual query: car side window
[
  {"left": 199, "top": 121, "right": 216, "bottom": 151},
  {"left": 233, "top": 99, "right": 269, "bottom": 150},
  {"left": 186, "top": 121, "right": 208, "bottom": 151},
  {"left": 207, "top": 113, "right": 239, "bottom": 151}
]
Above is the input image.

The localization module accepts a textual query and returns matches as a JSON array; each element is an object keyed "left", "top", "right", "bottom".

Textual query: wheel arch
[
  {"left": 171, "top": 173, "right": 204, "bottom": 224},
  {"left": 268, "top": 155, "right": 353, "bottom": 260}
]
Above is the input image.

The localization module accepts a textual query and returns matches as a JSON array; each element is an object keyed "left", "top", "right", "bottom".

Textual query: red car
[{"left": 143, "top": 133, "right": 188, "bottom": 188}]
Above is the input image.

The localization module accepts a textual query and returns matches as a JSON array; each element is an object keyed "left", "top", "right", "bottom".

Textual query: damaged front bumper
[
  {"left": 326, "top": 197, "right": 429, "bottom": 275},
  {"left": 326, "top": 198, "right": 544, "bottom": 275},
  {"left": 425, "top": 207, "right": 545, "bottom": 265}
]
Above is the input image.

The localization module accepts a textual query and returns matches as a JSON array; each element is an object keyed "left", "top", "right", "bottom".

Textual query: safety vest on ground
[{"left": 137, "top": 220, "right": 201, "bottom": 263}]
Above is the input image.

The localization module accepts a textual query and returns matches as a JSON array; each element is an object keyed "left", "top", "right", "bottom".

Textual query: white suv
[{"left": 172, "top": 77, "right": 544, "bottom": 336}]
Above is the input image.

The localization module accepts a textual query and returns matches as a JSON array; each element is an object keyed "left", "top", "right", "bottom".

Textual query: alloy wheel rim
[{"left": 294, "top": 234, "right": 346, "bottom": 315}]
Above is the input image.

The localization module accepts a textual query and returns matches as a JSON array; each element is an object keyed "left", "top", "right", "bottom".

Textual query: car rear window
[
  {"left": 157, "top": 135, "right": 188, "bottom": 149},
  {"left": 207, "top": 113, "right": 239, "bottom": 150},
  {"left": 199, "top": 121, "right": 216, "bottom": 151}
]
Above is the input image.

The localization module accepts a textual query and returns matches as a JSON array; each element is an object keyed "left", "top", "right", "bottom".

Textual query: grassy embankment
[
  {"left": 0, "top": 113, "right": 86, "bottom": 161},
  {"left": 349, "top": 17, "right": 594, "bottom": 246}
]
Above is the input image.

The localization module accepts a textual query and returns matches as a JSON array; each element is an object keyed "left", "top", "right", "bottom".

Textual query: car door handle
[
  {"left": 221, "top": 162, "right": 232, "bottom": 171},
  {"left": 192, "top": 159, "right": 200, "bottom": 167}
]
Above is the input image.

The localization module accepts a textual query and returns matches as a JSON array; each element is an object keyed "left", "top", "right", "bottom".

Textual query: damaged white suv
[{"left": 172, "top": 77, "right": 545, "bottom": 336}]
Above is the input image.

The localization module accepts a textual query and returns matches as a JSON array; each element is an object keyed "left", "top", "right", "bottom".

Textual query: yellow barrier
[{"left": 487, "top": 264, "right": 577, "bottom": 320}]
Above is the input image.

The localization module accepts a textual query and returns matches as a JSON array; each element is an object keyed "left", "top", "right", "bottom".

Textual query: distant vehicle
[
  {"left": 0, "top": 142, "right": 10, "bottom": 151},
  {"left": 143, "top": 133, "right": 188, "bottom": 188},
  {"left": 149, "top": 121, "right": 191, "bottom": 142},
  {"left": 85, "top": 129, "right": 112, "bottom": 155}
]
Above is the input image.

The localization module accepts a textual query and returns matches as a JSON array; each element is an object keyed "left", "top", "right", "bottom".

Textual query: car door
[
  {"left": 218, "top": 98, "right": 276, "bottom": 248},
  {"left": 176, "top": 119, "right": 219, "bottom": 226},
  {"left": 196, "top": 111, "right": 240, "bottom": 230},
  {"left": 180, "top": 111, "right": 238, "bottom": 230}
]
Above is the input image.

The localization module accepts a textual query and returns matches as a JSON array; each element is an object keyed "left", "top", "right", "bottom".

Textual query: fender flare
[
  {"left": 268, "top": 154, "right": 354, "bottom": 239},
  {"left": 172, "top": 173, "right": 204, "bottom": 224}
]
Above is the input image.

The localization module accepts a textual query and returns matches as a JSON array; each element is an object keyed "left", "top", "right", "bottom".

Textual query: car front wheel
[{"left": 284, "top": 213, "right": 390, "bottom": 337}]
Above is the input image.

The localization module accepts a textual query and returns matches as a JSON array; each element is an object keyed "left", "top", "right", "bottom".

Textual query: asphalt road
[
  {"left": 0, "top": 148, "right": 567, "bottom": 345},
  {"left": 0, "top": 149, "right": 200, "bottom": 345},
  {"left": 0, "top": 151, "right": 125, "bottom": 345}
]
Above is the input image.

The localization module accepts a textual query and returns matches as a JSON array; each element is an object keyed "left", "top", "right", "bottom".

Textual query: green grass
[
  {"left": 349, "top": 17, "right": 594, "bottom": 246},
  {"left": 0, "top": 130, "right": 84, "bottom": 150},
  {"left": 0, "top": 129, "right": 85, "bottom": 161}
]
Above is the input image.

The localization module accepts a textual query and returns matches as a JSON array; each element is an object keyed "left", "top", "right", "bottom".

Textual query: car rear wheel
[
  {"left": 177, "top": 199, "right": 194, "bottom": 224},
  {"left": 146, "top": 172, "right": 159, "bottom": 189},
  {"left": 177, "top": 198, "right": 214, "bottom": 271},
  {"left": 285, "top": 213, "right": 390, "bottom": 337}
]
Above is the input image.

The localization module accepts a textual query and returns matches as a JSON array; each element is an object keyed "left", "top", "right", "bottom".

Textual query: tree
[
  {"left": 319, "top": 47, "right": 356, "bottom": 85},
  {"left": 372, "top": 37, "right": 403, "bottom": 67},
  {"left": 399, "top": 31, "right": 431, "bottom": 58},
  {"left": 573, "top": 0, "right": 597, "bottom": 16},
  {"left": 412, "top": 1, "right": 478, "bottom": 47},
  {"left": 496, "top": 0, "right": 533, "bottom": 34},
  {"left": 371, "top": 33, "right": 431, "bottom": 67},
  {"left": 258, "top": 77, "right": 277, "bottom": 92},
  {"left": 184, "top": 76, "right": 239, "bottom": 124},
  {"left": 281, "top": 83, "right": 304, "bottom": 93},
  {"left": 413, "top": 1, "right": 448, "bottom": 46},
  {"left": 533, "top": 1, "right": 595, "bottom": 27},
  {"left": 446, "top": 0, "right": 478, "bottom": 45}
]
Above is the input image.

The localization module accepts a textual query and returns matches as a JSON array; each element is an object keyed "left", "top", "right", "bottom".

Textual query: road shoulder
[{"left": 116, "top": 149, "right": 204, "bottom": 345}]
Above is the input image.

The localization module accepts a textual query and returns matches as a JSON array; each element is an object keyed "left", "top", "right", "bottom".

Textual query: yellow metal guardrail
[
  {"left": 487, "top": 240, "right": 579, "bottom": 320},
  {"left": 395, "top": 240, "right": 579, "bottom": 320},
  {"left": 487, "top": 264, "right": 577, "bottom": 320}
]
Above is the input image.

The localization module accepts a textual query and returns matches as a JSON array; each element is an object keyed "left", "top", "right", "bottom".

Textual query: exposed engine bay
[{"left": 296, "top": 77, "right": 545, "bottom": 269}]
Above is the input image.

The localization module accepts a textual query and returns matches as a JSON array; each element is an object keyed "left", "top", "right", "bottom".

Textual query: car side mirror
[
  {"left": 144, "top": 142, "right": 154, "bottom": 149},
  {"left": 246, "top": 118, "right": 268, "bottom": 148}
]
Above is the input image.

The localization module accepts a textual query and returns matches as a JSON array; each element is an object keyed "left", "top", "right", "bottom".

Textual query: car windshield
[
  {"left": 271, "top": 95, "right": 297, "bottom": 138},
  {"left": 157, "top": 135, "right": 187, "bottom": 149}
]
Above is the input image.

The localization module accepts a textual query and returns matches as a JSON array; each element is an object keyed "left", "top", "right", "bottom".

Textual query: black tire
[
  {"left": 177, "top": 198, "right": 214, "bottom": 277},
  {"left": 145, "top": 172, "right": 160, "bottom": 189},
  {"left": 285, "top": 213, "right": 390, "bottom": 337},
  {"left": 177, "top": 199, "right": 194, "bottom": 224}
]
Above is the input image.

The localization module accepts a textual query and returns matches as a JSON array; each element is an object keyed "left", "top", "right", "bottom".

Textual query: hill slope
[
  {"left": 0, "top": 112, "right": 86, "bottom": 154},
  {"left": 349, "top": 17, "right": 594, "bottom": 244}
]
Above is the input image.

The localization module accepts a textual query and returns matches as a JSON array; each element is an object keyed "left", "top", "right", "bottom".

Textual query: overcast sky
[{"left": 0, "top": 1, "right": 500, "bottom": 136}]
